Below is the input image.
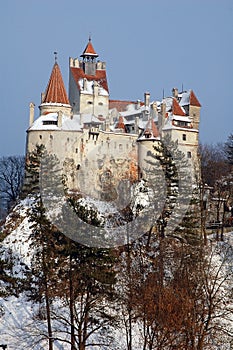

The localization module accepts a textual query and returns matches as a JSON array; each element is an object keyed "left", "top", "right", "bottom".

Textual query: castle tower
[
  {"left": 69, "top": 38, "right": 109, "bottom": 118},
  {"left": 161, "top": 90, "right": 201, "bottom": 174},
  {"left": 39, "top": 61, "right": 72, "bottom": 116},
  {"left": 189, "top": 90, "right": 201, "bottom": 130}
]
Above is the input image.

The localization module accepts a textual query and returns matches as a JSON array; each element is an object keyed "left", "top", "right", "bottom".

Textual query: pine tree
[
  {"left": 22, "top": 144, "right": 46, "bottom": 198},
  {"left": 51, "top": 200, "right": 117, "bottom": 349},
  {"left": 145, "top": 134, "right": 192, "bottom": 239},
  {"left": 0, "top": 246, "right": 18, "bottom": 298},
  {"left": 27, "top": 196, "right": 56, "bottom": 350}
]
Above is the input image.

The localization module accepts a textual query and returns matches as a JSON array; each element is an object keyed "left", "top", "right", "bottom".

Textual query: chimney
[
  {"left": 144, "top": 92, "right": 150, "bottom": 107},
  {"left": 41, "top": 92, "right": 45, "bottom": 103},
  {"left": 57, "top": 110, "right": 62, "bottom": 128},
  {"left": 135, "top": 116, "right": 139, "bottom": 134},
  {"left": 105, "top": 114, "right": 110, "bottom": 132},
  {"left": 29, "top": 102, "right": 35, "bottom": 127},
  {"left": 172, "top": 87, "right": 179, "bottom": 99},
  {"left": 152, "top": 101, "right": 157, "bottom": 112},
  {"left": 136, "top": 99, "right": 141, "bottom": 110}
]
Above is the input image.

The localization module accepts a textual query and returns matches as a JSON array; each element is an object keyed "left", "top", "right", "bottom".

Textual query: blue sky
[{"left": 0, "top": 0, "right": 232, "bottom": 156}]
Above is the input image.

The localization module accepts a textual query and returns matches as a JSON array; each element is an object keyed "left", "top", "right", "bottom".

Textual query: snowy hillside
[{"left": 0, "top": 199, "right": 233, "bottom": 350}]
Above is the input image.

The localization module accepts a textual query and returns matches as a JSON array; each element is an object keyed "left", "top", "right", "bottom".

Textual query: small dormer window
[
  {"left": 87, "top": 101, "right": 93, "bottom": 105},
  {"left": 43, "top": 120, "right": 58, "bottom": 125}
]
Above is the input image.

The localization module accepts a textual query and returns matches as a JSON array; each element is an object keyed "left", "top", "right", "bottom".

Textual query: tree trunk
[
  {"left": 42, "top": 248, "right": 53, "bottom": 350},
  {"left": 69, "top": 255, "right": 76, "bottom": 350},
  {"left": 45, "top": 281, "right": 53, "bottom": 350},
  {"left": 220, "top": 206, "right": 226, "bottom": 241}
]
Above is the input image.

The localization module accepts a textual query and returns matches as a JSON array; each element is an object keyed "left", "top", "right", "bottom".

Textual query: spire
[
  {"left": 42, "top": 62, "right": 70, "bottom": 105},
  {"left": 81, "top": 37, "right": 99, "bottom": 59}
]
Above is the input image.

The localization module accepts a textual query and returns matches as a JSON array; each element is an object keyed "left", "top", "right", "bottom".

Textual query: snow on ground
[{"left": 0, "top": 199, "right": 233, "bottom": 349}]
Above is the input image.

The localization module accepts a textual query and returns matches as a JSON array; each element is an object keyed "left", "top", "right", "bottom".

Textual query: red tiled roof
[
  {"left": 70, "top": 67, "right": 109, "bottom": 93},
  {"left": 43, "top": 63, "right": 70, "bottom": 105},
  {"left": 172, "top": 98, "right": 186, "bottom": 116},
  {"left": 190, "top": 90, "right": 201, "bottom": 107},
  {"left": 81, "top": 40, "right": 98, "bottom": 57},
  {"left": 109, "top": 100, "right": 144, "bottom": 112},
  {"left": 116, "top": 115, "right": 126, "bottom": 131}
]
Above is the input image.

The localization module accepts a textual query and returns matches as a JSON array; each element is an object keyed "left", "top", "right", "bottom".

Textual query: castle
[{"left": 26, "top": 38, "right": 201, "bottom": 199}]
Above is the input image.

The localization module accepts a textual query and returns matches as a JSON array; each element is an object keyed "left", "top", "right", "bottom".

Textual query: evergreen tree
[
  {"left": 51, "top": 198, "right": 117, "bottom": 349},
  {"left": 145, "top": 134, "right": 192, "bottom": 239},
  {"left": 22, "top": 144, "right": 46, "bottom": 198},
  {"left": 0, "top": 246, "right": 19, "bottom": 298},
  {"left": 27, "top": 196, "right": 56, "bottom": 350}
]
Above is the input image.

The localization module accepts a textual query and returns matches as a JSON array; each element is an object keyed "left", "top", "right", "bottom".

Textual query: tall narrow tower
[{"left": 69, "top": 38, "right": 109, "bottom": 118}]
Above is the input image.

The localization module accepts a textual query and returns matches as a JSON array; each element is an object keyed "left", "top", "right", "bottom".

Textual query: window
[
  {"left": 87, "top": 101, "right": 93, "bottom": 104},
  {"left": 39, "top": 135, "right": 42, "bottom": 140},
  {"left": 177, "top": 121, "right": 188, "bottom": 127},
  {"left": 98, "top": 102, "right": 103, "bottom": 106},
  {"left": 43, "top": 120, "right": 57, "bottom": 125},
  {"left": 50, "top": 135, "right": 53, "bottom": 140},
  {"left": 187, "top": 151, "right": 191, "bottom": 158},
  {"left": 182, "top": 134, "right": 186, "bottom": 141}
]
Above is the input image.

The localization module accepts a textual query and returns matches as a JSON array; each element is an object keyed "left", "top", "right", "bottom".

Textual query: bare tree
[
  {"left": 224, "top": 133, "right": 233, "bottom": 165},
  {"left": 0, "top": 155, "right": 25, "bottom": 214},
  {"left": 199, "top": 143, "right": 228, "bottom": 188}
]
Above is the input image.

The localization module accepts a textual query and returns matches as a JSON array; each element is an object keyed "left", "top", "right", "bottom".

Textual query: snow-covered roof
[
  {"left": 179, "top": 91, "right": 190, "bottom": 106},
  {"left": 79, "top": 78, "right": 108, "bottom": 96},
  {"left": 162, "top": 123, "right": 198, "bottom": 132},
  {"left": 82, "top": 114, "right": 103, "bottom": 124},
  {"left": 173, "top": 115, "right": 192, "bottom": 122},
  {"left": 29, "top": 113, "right": 82, "bottom": 131}
]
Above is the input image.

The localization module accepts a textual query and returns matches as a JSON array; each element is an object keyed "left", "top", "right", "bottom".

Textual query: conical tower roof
[
  {"left": 81, "top": 38, "right": 99, "bottom": 58},
  {"left": 42, "top": 62, "right": 70, "bottom": 105}
]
